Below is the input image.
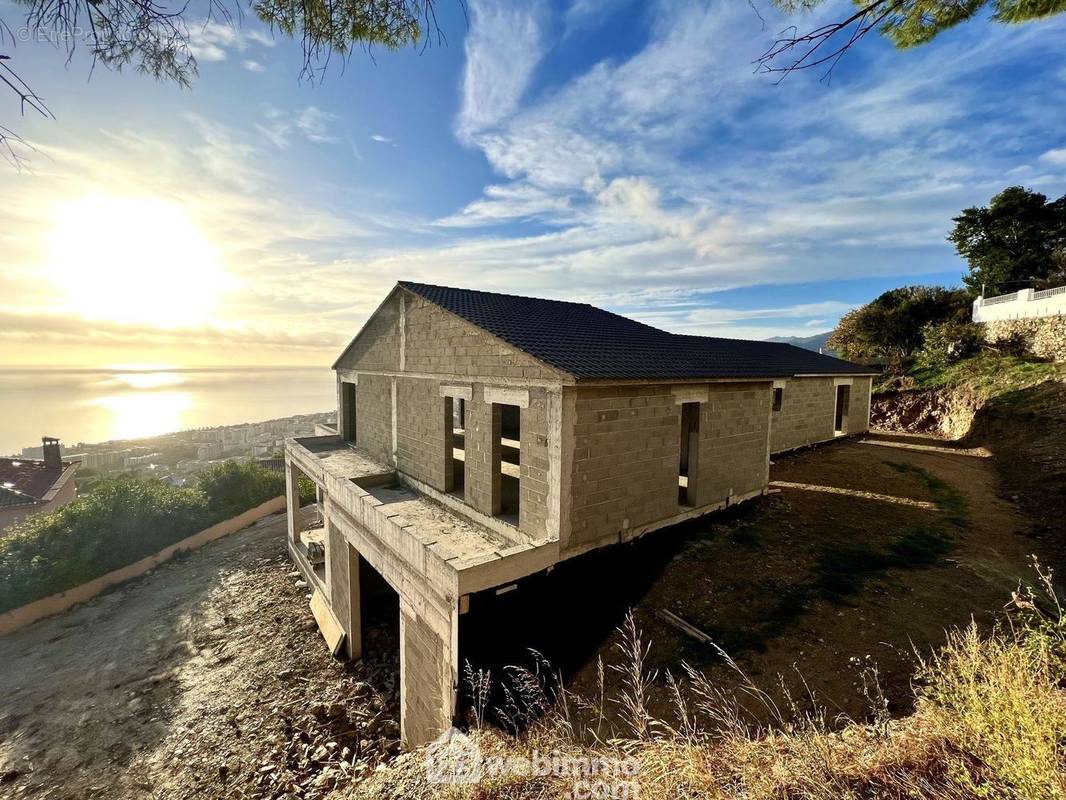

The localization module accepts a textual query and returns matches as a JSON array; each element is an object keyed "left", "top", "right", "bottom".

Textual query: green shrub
[
  {"left": 0, "top": 460, "right": 287, "bottom": 613},
  {"left": 195, "top": 460, "right": 286, "bottom": 520},
  {"left": 0, "top": 478, "right": 211, "bottom": 612},
  {"left": 915, "top": 320, "right": 982, "bottom": 369}
]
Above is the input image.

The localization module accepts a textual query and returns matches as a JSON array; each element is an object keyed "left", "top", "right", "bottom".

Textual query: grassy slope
[
  {"left": 344, "top": 582, "right": 1066, "bottom": 800},
  {"left": 910, "top": 353, "right": 1065, "bottom": 397}
]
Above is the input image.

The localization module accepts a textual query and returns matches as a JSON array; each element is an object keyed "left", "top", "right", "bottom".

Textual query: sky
[{"left": 2, "top": 0, "right": 1065, "bottom": 367}]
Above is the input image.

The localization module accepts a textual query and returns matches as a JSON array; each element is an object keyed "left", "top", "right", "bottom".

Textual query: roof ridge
[{"left": 399, "top": 280, "right": 599, "bottom": 311}]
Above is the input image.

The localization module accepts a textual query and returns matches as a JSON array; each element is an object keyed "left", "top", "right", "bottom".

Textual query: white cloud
[
  {"left": 370, "top": 134, "right": 392, "bottom": 144},
  {"left": 563, "top": 0, "right": 631, "bottom": 35},
  {"left": 187, "top": 21, "right": 277, "bottom": 63},
  {"left": 256, "top": 106, "right": 340, "bottom": 149},
  {"left": 456, "top": 0, "right": 546, "bottom": 143},
  {"left": 243, "top": 60, "right": 266, "bottom": 73},
  {"left": 296, "top": 107, "right": 340, "bottom": 144},
  {"left": 1040, "top": 148, "right": 1066, "bottom": 166}
]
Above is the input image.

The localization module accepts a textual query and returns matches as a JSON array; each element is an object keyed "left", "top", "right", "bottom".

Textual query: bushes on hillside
[
  {"left": 0, "top": 460, "right": 286, "bottom": 613},
  {"left": 828, "top": 286, "right": 972, "bottom": 366},
  {"left": 197, "top": 460, "right": 286, "bottom": 519},
  {"left": 915, "top": 320, "right": 982, "bottom": 369}
]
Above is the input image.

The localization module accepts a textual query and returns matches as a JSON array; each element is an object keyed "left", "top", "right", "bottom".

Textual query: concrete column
[
  {"left": 326, "top": 521, "right": 363, "bottom": 661},
  {"left": 285, "top": 460, "right": 301, "bottom": 545},
  {"left": 399, "top": 598, "right": 459, "bottom": 747},
  {"left": 347, "top": 544, "right": 362, "bottom": 660},
  {"left": 490, "top": 403, "right": 503, "bottom": 516}
]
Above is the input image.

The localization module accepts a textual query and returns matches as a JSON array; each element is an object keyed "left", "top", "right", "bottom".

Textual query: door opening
[
  {"left": 678, "top": 402, "right": 700, "bottom": 507},
  {"left": 834, "top": 385, "right": 850, "bottom": 435}
]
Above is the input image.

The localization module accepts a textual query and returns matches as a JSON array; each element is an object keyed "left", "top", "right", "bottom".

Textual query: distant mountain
[{"left": 767, "top": 331, "right": 833, "bottom": 354}]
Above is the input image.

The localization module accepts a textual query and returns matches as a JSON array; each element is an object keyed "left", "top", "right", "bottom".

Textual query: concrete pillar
[
  {"left": 399, "top": 598, "right": 459, "bottom": 747},
  {"left": 285, "top": 460, "right": 301, "bottom": 545},
  {"left": 326, "top": 522, "right": 363, "bottom": 661},
  {"left": 489, "top": 403, "right": 503, "bottom": 516},
  {"left": 347, "top": 544, "right": 362, "bottom": 660}
]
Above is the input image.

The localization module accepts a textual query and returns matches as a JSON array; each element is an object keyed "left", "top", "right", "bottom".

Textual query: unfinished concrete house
[{"left": 284, "top": 282, "right": 876, "bottom": 746}]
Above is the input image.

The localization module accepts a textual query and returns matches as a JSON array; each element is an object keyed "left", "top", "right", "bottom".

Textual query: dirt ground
[
  {"left": 0, "top": 422, "right": 1056, "bottom": 796},
  {"left": 460, "top": 430, "right": 1044, "bottom": 730},
  {"left": 0, "top": 514, "right": 401, "bottom": 800}
]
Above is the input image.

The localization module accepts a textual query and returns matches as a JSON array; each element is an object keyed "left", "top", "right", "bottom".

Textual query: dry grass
[{"left": 341, "top": 563, "right": 1066, "bottom": 800}]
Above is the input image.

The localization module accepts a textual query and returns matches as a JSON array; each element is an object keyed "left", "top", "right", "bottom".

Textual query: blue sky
[{"left": 2, "top": 0, "right": 1065, "bottom": 365}]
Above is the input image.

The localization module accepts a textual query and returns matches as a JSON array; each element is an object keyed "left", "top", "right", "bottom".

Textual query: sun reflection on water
[
  {"left": 89, "top": 390, "right": 192, "bottom": 441},
  {"left": 113, "top": 371, "right": 186, "bottom": 390}
]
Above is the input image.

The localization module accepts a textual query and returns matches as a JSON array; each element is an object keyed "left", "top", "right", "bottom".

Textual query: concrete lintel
[
  {"left": 671, "top": 385, "right": 709, "bottom": 405},
  {"left": 772, "top": 379, "right": 787, "bottom": 389},
  {"left": 457, "top": 541, "right": 560, "bottom": 595},
  {"left": 483, "top": 386, "right": 530, "bottom": 408},
  {"left": 336, "top": 370, "right": 359, "bottom": 384},
  {"left": 439, "top": 384, "right": 473, "bottom": 401},
  {"left": 833, "top": 377, "right": 854, "bottom": 387}
]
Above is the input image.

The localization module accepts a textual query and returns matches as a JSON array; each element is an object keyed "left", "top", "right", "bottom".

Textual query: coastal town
[{"left": 11, "top": 411, "right": 336, "bottom": 489}]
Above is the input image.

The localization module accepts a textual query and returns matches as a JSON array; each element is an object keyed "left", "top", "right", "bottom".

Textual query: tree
[
  {"left": 0, "top": 0, "right": 440, "bottom": 165},
  {"left": 759, "top": 0, "right": 1066, "bottom": 79},
  {"left": 827, "top": 285, "right": 971, "bottom": 364},
  {"left": 949, "top": 186, "right": 1066, "bottom": 295}
]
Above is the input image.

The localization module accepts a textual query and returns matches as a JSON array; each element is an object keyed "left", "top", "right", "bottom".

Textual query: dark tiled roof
[
  {"left": 0, "top": 458, "right": 69, "bottom": 508},
  {"left": 0, "top": 487, "right": 36, "bottom": 510},
  {"left": 398, "top": 282, "right": 877, "bottom": 381}
]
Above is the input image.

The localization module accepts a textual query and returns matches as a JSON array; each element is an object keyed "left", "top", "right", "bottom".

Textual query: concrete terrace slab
[
  {"left": 294, "top": 435, "right": 394, "bottom": 484},
  {"left": 364, "top": 484, "right": 514, "bottom": 564},
  {"left": 287, "top": 436, "right": 557, "bottom": 595}
]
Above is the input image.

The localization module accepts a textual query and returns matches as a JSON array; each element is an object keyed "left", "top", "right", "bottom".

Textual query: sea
[{"left": 0, "top": 366, "right": 337, "bottom": 456}]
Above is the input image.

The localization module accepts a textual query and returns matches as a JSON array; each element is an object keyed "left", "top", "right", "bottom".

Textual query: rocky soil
[
  {"left": 870, "top": 388, "right": 982, "bottom": 438},
  {"left": 0, "top": 514, "right": 401, "bottom": 800}
]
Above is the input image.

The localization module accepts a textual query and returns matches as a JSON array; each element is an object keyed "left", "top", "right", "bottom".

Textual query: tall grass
[{"left": 347, "top": 563, "right": 1066, "bottom": 800}]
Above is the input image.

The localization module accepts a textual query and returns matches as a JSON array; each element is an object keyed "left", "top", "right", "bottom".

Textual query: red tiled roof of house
[{"left": 0, "top": 458, "right": 72, "bottom": 509}]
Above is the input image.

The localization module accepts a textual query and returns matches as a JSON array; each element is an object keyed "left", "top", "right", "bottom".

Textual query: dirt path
[{"left": 0, "top": 514, "right": 400, "bottom": 800}]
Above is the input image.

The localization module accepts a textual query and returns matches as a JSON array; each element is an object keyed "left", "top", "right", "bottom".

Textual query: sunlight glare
[
  {"left": 89, "top": 391, "right": 192, "bottom": 441},
  {"left": 47, "top": 195, "right": 230, "bottom": 327}
]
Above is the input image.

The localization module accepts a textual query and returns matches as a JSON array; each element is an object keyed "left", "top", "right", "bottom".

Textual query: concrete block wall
[
  {"left": 326, "top": 521, "right": 359, "bottom": 659},
  {"left": 403, "top": 294, "right": 560, "bottom": 381},
  {"left": 400, "top": 603, "right": 455, "bottom": 747},
  {"left": 356, "top": 374, "right": 394, "bottom": 467},
  {"left": 848, "top": 377, "right": 873, "bottom": 434},
  {"left": 395, "top": 377, "right": 448, "bottom": 490},
  {"left": 696, "top": 383, "right": 772, "bottom": 505},
  {"left": 336, "top": 298, "right": 401, "bottom": 371},
  {"left": 567, "top": 386, "right": 686, "bottom": 552},
  {"left": 769, "top": 377, "right": 836, "bottom": 453},
  {"left": 769, "top": 376, "right": 872, "bottom": 453},
  {"left": 348, "top": 372, "right": 553, "bottom": 539},
  {"left": 565, "top": 382, "right": 774, "bottom": 553},
  {"left": 519, "top": 387, "right": 551, "bottom": 534},
  {"left": 463, "top": 395, "right": 495, "bottom": 517}
]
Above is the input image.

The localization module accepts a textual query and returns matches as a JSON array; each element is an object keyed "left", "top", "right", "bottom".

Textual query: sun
[{"left": 46, "top": 194, "right": 231, "bottom": 327}]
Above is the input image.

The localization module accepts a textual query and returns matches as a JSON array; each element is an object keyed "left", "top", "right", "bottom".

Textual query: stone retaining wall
[{"left": 982, "top": 316, "right": 1066, "bottom": 362}]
